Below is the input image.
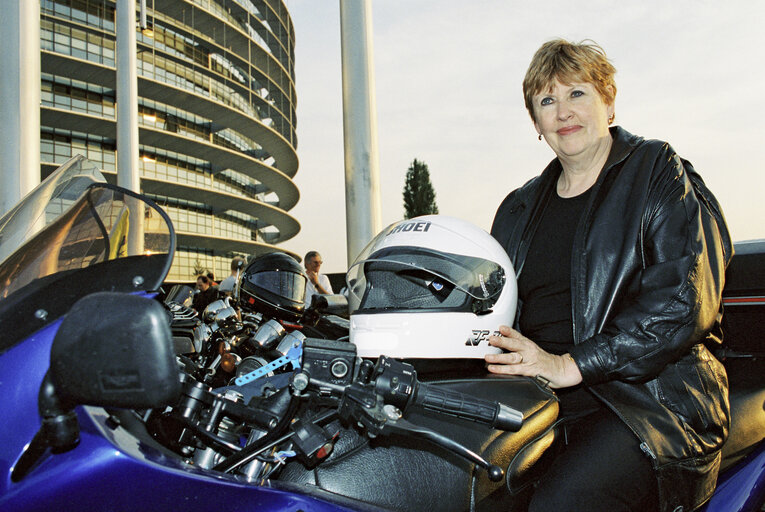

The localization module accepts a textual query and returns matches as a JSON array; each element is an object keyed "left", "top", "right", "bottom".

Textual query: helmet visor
[
  {"left": 347, "top": 246, "right": 505, "bottom": 314},
  {"left": 245, "top": 270, "right": 306, "bottom": 304}
]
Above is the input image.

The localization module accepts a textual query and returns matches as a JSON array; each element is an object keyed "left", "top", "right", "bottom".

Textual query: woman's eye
[
  {"left": 571, "top": 90, "right": 584, "bottom": 98},
  {"left": 540, "top": 97, "right": 553, "bottom": 106}
]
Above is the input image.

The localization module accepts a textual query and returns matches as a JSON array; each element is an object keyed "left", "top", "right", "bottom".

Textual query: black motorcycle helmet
[{"left": 240, "top": 252, "right": 307, "bottom": 322}]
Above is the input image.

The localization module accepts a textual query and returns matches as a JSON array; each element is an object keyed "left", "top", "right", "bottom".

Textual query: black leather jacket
[{"left": 491, "top": 127, "right": 732, "bottom": 512}]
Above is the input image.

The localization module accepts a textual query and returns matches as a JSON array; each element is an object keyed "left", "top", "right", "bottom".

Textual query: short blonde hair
[{"left": 523, "top": 39, "right": 616, "bottom": 122}]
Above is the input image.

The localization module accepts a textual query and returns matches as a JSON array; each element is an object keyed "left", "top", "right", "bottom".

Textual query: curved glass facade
[{"left": 39, "top": 0, "right": 299, "bottom": 283}]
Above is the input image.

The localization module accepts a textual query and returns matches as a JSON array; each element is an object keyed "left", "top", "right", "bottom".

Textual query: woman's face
[{"left": 532, "top": 80, "right": 614, "bottom": 164}]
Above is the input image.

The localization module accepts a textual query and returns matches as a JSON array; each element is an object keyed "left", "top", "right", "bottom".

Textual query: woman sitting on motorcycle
[{"left": 487, "top": 38, "right": 732, "bottom": 512}]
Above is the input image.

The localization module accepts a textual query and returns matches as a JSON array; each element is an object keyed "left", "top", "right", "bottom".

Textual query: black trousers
[{"left": 528, "top": 388, "right": 660, "bottom": 512}]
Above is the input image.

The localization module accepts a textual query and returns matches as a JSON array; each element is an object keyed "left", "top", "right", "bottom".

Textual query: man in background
[
  {"left": 219, "top": 255, "right": 247, "bottom": 295},
  {"left": 304, "top": 250, "right": 333, "bottom": 307}
]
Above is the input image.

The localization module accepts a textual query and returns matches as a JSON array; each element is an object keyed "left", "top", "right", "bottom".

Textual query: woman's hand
[{"left": 484, "top": 325, "right": 583, "bottom": 389}]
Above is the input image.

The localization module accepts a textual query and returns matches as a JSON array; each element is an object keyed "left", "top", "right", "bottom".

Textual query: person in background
[
  {"left": 304, "top": 250, "right": 333, "bottom": 307},
  {"left": 206, "top": 271, "right": 217, "bottom": 287},
  {"left": 219, "top": 256, "right": 247, "bottom": 295},
  {"left": 486, "top": 39, "right": 731, "bottom": 512},
  {"left": 192, "top": 274, "right": 219, "bottom": 316}
]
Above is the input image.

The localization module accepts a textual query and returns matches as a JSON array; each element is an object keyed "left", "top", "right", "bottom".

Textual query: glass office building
[{"left": 39, "top": 0, "right": 300, "bottom": 282}]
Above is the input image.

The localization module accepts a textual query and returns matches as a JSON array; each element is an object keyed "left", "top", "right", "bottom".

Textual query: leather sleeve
[{"left": 570, "top": 151, "right": 730, "bottom": 385}]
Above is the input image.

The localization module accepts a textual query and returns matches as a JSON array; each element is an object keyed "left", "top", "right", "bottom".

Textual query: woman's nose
[{"left": 557, "top": 102, "right": 573, "bottom": 120}]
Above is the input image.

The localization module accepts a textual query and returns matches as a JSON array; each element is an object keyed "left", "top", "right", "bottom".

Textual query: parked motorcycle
[
  {"left": 160, "top": 250, "right": 350, "bottom": 390},
  {"left": 0, "top": 157, "right": 762, "bottom": 511}
]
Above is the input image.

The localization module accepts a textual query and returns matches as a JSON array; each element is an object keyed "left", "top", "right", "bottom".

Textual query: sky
[{"left": 282, "top": 0, "right": 765, "bottom": 275}]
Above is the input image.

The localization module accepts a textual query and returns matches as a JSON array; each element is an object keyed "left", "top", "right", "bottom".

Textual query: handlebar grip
[{"left": 413, "top": 383, "right": 523, "bottom": 432}]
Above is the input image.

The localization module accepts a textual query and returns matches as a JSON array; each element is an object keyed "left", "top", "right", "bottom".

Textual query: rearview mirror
[{"left": 50, "top": 292, "right": 181, "bottom": 409}]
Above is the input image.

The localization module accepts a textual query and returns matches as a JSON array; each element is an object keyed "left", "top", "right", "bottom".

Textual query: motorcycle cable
[{"left": 177, "top": 415, "right": 242, "bottom": 454}]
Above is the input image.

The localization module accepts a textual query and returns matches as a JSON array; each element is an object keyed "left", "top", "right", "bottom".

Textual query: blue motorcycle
[{"left": 0, "top": 156, "right": 763, "bottom": 511}]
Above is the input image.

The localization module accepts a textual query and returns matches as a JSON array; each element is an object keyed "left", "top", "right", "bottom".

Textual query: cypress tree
[{"left": 403, "top": 158, "right": 439, "bottom": 219}]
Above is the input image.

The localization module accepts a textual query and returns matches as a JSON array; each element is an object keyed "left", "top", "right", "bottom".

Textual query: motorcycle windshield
[
  {"left": 0, "top": 155, "right": 105, "bottom": 265},
  {"left": 0, "top": 158, "right": 175, "bottom": 353}
]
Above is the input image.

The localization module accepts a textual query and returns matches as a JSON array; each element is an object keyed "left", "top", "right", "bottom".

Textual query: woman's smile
[{"left": 556, "top": 125, "right": 581, "bottom": 136}]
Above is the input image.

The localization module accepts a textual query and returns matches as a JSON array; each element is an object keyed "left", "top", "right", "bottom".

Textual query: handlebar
[
  {"left": 369, "top": 356, "right": 523, "bottom": 432},
  {"left": 296, "top": 354, "right": 523, "bottom": 482},
  {"left": 213, "top": 340, "right": 526, "bottom": 482},
  {"left": 414, "top": 383, "right": 523, "bottom": 432}
]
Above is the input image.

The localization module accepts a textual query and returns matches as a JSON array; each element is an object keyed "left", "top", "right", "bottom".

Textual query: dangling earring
[
  {"left": 538, "top": 134, "right": 542, "bottom": 141},
  {"left": 608, "top": 114, "right": 615, "bottom": 125}
]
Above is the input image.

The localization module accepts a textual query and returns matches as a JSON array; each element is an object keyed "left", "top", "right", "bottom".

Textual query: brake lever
[
  {"left": 335, "top": 381, "right": 504, "bottom": 482},
  {"left": 382, "top": 414, "right": 504, "bottom": 482}
]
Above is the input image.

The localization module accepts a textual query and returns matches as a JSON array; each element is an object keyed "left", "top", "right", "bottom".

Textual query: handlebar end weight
[{"left": 496, "top": 403, "right": 524, "bottom": 432}]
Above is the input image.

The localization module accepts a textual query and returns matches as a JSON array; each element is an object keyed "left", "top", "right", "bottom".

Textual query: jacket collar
[
  {"left": 501, "top": 126, "right": 644, "bottom": 276},
  {"left": 539, "top": 125, "right": 644, "bottom": 186},
  {"left": 603, "top": 126, "right": 644, "bottom": 172},
  {"left": 514, "top": 126, "right": 645, "bottom": 208}
]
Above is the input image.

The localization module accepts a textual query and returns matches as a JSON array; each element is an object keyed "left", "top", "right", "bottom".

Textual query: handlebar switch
[
  {"left": 291, "top": 418, "right": 340, "bottom": 465},
  {"left": 374, "top": 356, "right": 417, "bottom": 409}
]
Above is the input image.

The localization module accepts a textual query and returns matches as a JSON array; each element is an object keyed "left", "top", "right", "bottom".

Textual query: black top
[
  {"left": 517, "top": 188, "right": 591, "bottom": 354},
  {"left": 193, "top": 286, "right": 219, "bottom": 316}
]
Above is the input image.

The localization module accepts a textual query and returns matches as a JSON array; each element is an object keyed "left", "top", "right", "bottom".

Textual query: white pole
[
  {"left": 339, "top": 0, "right": 382, "bottom": 267},
  {"left": 139, "top": 0, "right": 148, "bottom": 31},
  {"left": 116, "top": 0, "right": 140, "bottom": 194},
  {"left": 0, "top": 0, "right": 40, "bottom": 216},
  {"left": 116, "top": 0, "right": 143, "bottom": 255}
]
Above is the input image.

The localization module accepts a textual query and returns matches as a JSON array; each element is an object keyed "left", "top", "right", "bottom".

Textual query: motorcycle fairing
[{"left": 1, "top": 399, "right": 384, "bottom": 512}]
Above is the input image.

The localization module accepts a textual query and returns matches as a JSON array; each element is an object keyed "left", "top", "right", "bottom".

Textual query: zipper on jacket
[
  {"left": 589, "top": 388, "right": 658, "bottom": 470},
  {"left": 568, "top": 145, "right": 630, "bottom": 345},
  {"left": 569, "top": 191, "right": 596, "bottom": 345},
  {"left": 640, "top": 442, "right": 657, "bottom": 461}
]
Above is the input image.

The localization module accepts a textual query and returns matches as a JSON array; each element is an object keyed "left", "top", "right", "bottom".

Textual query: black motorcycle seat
[
  {"left": 720, "top": 358, "right": 765, "bottom": 471},
  {"left": 279, "top": 374, "right": 559, "bottom": 512},
  {"left": 278, "top": 359, "right": 764, "bottom": 511}
]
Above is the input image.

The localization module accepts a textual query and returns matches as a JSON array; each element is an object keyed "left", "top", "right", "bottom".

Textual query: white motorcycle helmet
[{"left": 346, "top": 215, "right": 517, "bottom": 359}]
